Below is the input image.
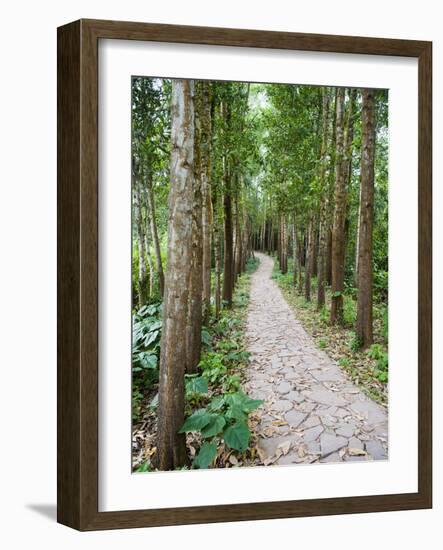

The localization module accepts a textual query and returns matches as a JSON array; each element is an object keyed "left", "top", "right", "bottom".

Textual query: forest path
[{"left": 244, "top": 252, "right": 388, "bottom": 466}]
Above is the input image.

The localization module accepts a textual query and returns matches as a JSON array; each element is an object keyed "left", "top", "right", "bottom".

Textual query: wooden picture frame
[{"left": 57, "top": 18, "right": 432, "bottom": 530}]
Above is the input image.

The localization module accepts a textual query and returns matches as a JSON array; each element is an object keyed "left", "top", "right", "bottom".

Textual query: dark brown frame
[{"left": 57, "top": 18, "right": 432, "bottom": 531}]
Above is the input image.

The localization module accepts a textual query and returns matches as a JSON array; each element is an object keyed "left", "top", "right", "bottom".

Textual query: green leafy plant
[
  {"left": 185, "top": 374, "right": 209, "bottom": 404},
  {"left": 318, "top": 338, "right": 327, "bottom": 349},
  {"left": 367, "top": 344, "right": 388, "bottom": 382},
  {"left": 348, "top": 333, "right": 362, "bottom": 352},
  {"left": 131, "top": 302, "right": 162, "bottom": 421},
  {"left": 179, "top": 391, "right": 263, "bottom": 469},
  {"left": 199, "top": 352, "right": 228, "bottom": 384}
]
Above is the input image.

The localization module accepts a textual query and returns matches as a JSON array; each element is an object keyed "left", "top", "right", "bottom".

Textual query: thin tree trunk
[
  {"left": 222, "top": 164, "right": 233, "bottom": 307},
  {"left": 317, "top": 88, "right": 331, "bottom": 309},
  {"left": 201, "top": 81, "right": 212, "bottom": 326},
  {"left": 305, "top": 218, "right": 314, "bottom": 301},
  {"left": 330, "top": 88, "right": 347, "bottom": 324},
  {"left": 143, "top": 201, "right": 155, "bottom": 298},
  {"left": 146, "top": 174, "right": 165, "bottom": 297},
  {"left": 292, "top": 217, "right": 297, "bottom": 287},
  {"left": 233, "top": 187, "right": 242, "bottom": 281},
  {"left": 213, "top": 186, "right": 222, "bottom": 319},
  {"left": 297, "top": 228, "right": 304, "bottom": 293},
  {"left": 134, "top": 179, "right": 147, "bottom": 308},
  {"left": 354, "top": 182, "right": 363, "bottom": 287},
  {"left": 185, "top": 83, "right": 203, "bottom": 374},
  {"left": 157, "top": 79, "right": 194, "bottom": 471},
  {"left": 356, "top": 89, "right": 376, "bottom": 348}
]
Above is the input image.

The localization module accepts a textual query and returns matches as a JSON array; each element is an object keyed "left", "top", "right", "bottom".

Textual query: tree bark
[
  {"left": 213, "top": 185, "right": 222, "bottom": 319},
  {"left": 304, "top": 218, "right": 314, "bottom": 301},
  {"left": 156, "top": 79, "right": 195, "bottom": 471},
  {"left": 356, "top": 89, "right": 376, "bottom": 348},
  {"left": 185, "top": 83, "right": 203, "bottom": 374},
  {"left": 292, "top": 217, "right": 297, "bottom": 287},
  {"left": 141, "top": 185, "right": 155, "bottom": 298},
  {"left": 317, "top": 88, "right": 331, "bottom": 309},
  {"left": 201, "top": 82, "right": 212, "bottom": 326},
  {"left": 330, "top": 88, "right": 347, "bottom": 324},
  {"left": 146, "top": 173, "right": 165, "bottom": 297},
  {"left": 133, "top": 179, "right": 147, "bottom": 308},
  {"left": 297, "top": 228, "right": 304, "bottom": 293},
  {"left": 222, "top": 100, "right": 234, "bottom": 307}
]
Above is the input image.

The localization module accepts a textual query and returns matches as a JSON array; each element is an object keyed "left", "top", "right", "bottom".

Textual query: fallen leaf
[
  {"left": 229, "top": 454, "right": 239, "bottom": 465},
  {"left": 348, "top": 447, "right": 367, "bottom": 456}
]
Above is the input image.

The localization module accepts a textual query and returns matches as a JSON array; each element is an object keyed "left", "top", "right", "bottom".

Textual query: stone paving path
[{"left": 244, "top": 253, "right": 388, "bottom": 466}]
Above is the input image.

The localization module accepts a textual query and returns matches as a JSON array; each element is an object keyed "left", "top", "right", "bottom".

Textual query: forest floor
[{"left": 244, "top": 253, "right": 388, "bottom": 466}]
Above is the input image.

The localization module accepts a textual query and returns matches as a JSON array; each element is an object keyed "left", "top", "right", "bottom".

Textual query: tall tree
[
  {"left": 156, "top": 79, "right": 195, "bottom": 470},
  {"left": 356, "top": 89, "right": 376, "bottom": 348},
  {"left": 146, "top": 176, "right": 165, "bottom": 297},
  {"left": 185, "top": 83, "right": 204, "bottom": 373},
  {"left": 317, "top": 88, "right": 331, "bottom": 308},
  {"left": 133, "top": 179, "right": 148, "bottom": 307},
  {"left": 201, "top": 82, "right": 212, "bottom": 325},
  {"left": 330, "top": 88, "right": 348, "bottom": 324},
  {"left": 221, "top": 98, "right": 234, "bottom": 307}
]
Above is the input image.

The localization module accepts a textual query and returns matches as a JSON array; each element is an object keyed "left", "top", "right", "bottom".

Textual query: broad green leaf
[
  {"left": 185, "top": 375, "right": 208, "bottom": 395},
  {"left": 193, "top": 442, "right": 217, "bottom": 469},
  {"left": 135, "top": 461, "right": 151, "bottom": 472},
  {"left": 144, "top": 330, "right": 160, "bottom": 347},
  {"left": 201, "top": 414, "right": 226, "bottom": 438},
  {"left": 223, "top": 421, "right": 250, "bottom": 451},
  {"left": 139, "top": 352, "right": 158, "bottom": 369},
  {"left": 149, "top": 393, "right": 159, "bottom": 410},
  {"left": 225, "top": 404, "right": 247, "bottom": 422},
  {"left": 201, "top": 329, "right": 211, "bottom": 346},
  {"left": 241, "top": 396, "right": 263, "bottom": 413},
  {"left": 208, "top": 395, "right": 225, "bottom": 412},
  {"left": 179, "top": 409, "right": 212, "bottom": 433}
]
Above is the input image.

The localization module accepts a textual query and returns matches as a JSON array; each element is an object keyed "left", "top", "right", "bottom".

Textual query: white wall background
[{"left": 0, "top": 0, "right": 440, "bottom": 547}]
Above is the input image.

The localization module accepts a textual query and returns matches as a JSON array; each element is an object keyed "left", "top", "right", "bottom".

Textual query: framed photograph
[{"left": 57, "top": 19, "right": 432, "bottom": 530}]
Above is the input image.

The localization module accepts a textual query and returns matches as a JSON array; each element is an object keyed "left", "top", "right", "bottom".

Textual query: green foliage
[
  {"left": 179, "top": 391, "right": 263, "bottom": 468},
  {"left": 367, "top": 343, "right": 388, "bottom": 382},
  {"left": 343, "top": 295, "right": 357, "bottom": 327},
  {"left": 185, "top": 375, "right": 209, "bottom": 405},
  {"left": 223, "top": 421, "right": 250, "bottom": 452},
  {"left": 132, "top": 302, "right": 163, "bottom": 420},
  {"left": 201, "top": 328, "right": 211, "bottom": 347},
  {"left": 193, "top": 442, "right": 218, "bottom": 469},
  {"left": 349, "top": 333, "right": 362, "bottom": 352},
  {"left": 339, "top": 357, "right": 351, "bottom": 368},
  {"left": 199, "top": 352, "right": 228, "bottom": 384},
  {"left": 135, "top": 462, "right": 152, "bottom": 473},
  {"left": 318, "top": 338, "right": 327, "bottom": 349}
]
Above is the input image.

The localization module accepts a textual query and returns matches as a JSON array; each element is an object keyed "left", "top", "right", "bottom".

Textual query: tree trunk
[
  {"left": 157, "top": 79, "right": 194, "bottom": 471},
  {"left": 292, "top": 217, "right": 297, "bottom": 287},
  {"left": 201, "top": 82, "right": 212, "bottom": 326},
  {"left": 222, "top": 107, "right": 234, "bottom": 307},
  {"left": 213, "top": 186, "right": 222, "bottom": 318},
  {"left": 146, "top": 174, "right": 165, "bottom": 297},
  {"left": 233, "top": 187, "right": 242, "bottom": 282},
  {"left": 142, "top": 194, "right": 155, "bottom": 298},
  {"left": 134, "top": 179, "right": 147, "bottom": 308},
  {"left": 354, "top": 182, "right": 362, "bottom": 287},
  {"left": 317, "top": 88, "right": 331, "bottom": 309},
  {"left": 330, "top": 88, "right": 347, "bottom": 324},
  {"left": 297, "top": 228, "right": 304, "bottom": 293},
  {"left": 185, "top": 84, "right": 203, "bottom": 374},
  {"left": 356, "top": 89, "right": 376, "bottom": 348},
  {"left": 304, "top": 219, "right": 314, "bottom": 301},
  {"left": 280, "top": 213, "right": 288, "bottom": 274}
]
